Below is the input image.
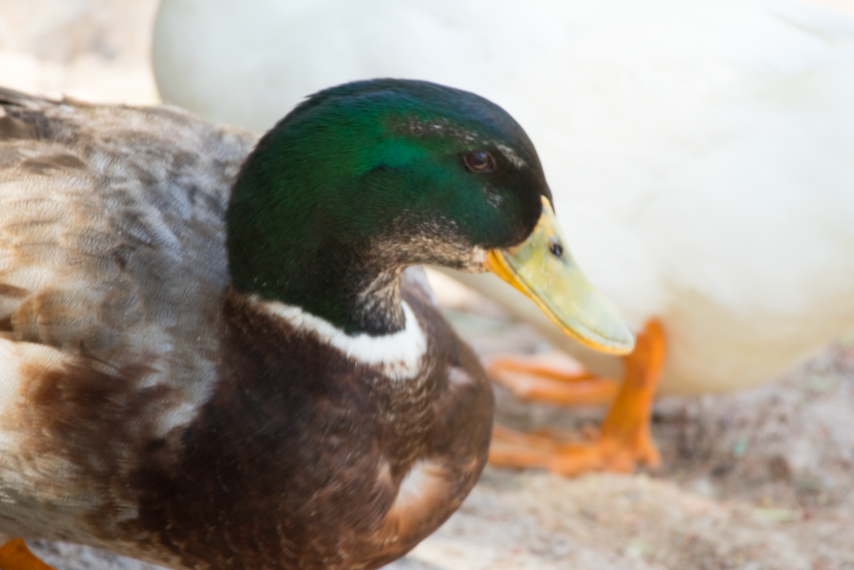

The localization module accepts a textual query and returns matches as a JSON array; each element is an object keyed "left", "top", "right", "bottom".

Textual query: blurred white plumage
[{"left": 153, "top": 0, "right": 854, "bottom": 395}]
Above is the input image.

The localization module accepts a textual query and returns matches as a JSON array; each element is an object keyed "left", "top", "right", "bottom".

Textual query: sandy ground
[{"left": 3, "top": 1, "right": 854, "bottom": 568}]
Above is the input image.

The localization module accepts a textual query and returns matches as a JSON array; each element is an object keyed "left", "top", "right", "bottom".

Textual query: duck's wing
[{"left": 0, "top": 88, "right": 257, "bottom": 394}]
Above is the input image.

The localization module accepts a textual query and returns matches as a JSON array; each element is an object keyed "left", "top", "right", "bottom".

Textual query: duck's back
[
  {"left": 0, "top": 88, "right": 255, "bottom": 392},
  {"left": 0, "top": 91, "right": 258, "bottom": 545}
]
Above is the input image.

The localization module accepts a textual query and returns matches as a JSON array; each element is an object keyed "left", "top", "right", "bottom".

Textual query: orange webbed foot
[
  {"left": 488, "top": 319, "right": 665, "bottom": 476},
  {"left": 486, "top": 351, "right": 620, "bottom": 406},
  {"left": 0, "top": 539, "right": 56, "bottom": 570}
]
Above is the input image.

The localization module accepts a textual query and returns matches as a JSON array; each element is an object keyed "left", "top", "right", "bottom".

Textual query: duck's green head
[{"left": 228, "top": 79, "right": 633, "bottom": 353}]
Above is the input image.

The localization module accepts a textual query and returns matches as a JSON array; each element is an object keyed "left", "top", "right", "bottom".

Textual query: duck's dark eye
[
  {"left": 463, "top": 150, "right": 496, "bottom": 173},
  {"left": 549, "top": 241, "right": 563, "bottom": 258}
]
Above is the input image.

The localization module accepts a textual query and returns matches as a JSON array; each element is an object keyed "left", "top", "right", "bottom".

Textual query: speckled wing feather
[{"left": 0, "top": 88, "right": 257, "bottom": 397}]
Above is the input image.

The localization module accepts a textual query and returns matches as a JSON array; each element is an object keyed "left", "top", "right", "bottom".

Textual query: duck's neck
[
  {"left": 227, "top": 225, "right": 408, "bottom": 336},
  {"left": 281, "top": 262, "right": 408, "bottom": 336}
]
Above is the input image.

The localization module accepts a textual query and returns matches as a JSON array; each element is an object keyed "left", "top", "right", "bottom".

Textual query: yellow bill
[{"left": 485, "top": 196, "right": 635, "bottom": 355}]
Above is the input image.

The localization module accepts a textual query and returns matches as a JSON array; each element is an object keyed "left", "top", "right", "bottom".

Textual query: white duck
[{"left": 152, "top": 0, "right": 854, "bottom": 474}]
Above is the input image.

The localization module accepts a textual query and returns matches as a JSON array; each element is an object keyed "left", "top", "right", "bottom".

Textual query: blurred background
[{"left": 3, "top": 1, "right": 854, "bottom": 569}]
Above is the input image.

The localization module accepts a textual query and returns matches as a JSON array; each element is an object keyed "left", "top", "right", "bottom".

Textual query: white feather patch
[
  {"left": 448, "top": 366, "right": 474, "bottom": 387},
  {"left": 393, "top": 459, "right": 449, "bottom": 513},
  {"left": 259, "top": 299, "right": 428, "bottom": 380}
]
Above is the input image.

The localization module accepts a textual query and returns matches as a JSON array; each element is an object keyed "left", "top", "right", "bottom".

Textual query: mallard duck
[
  {"left": 0, "top": 80, "right": 630, "bottom": 570},
  {"left": 152, "top": 0, "right": 854, "bottom": 475}
]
